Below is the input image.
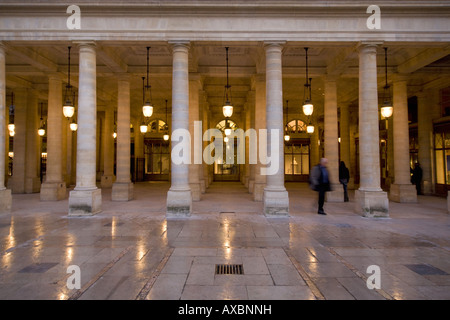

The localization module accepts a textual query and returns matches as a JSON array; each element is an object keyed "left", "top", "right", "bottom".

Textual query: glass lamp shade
[
  {"left": 38, "top": 127, "right": 45, "bottom": 136},
  {"left": 306, "top": 125, "right": 314, "bottom": 134},
  {"left": 139, "top": 124, "right": 148, "bottom": 134},
  {"left": 224, "top": 127, "right": 232, "bottom": 136},
  {"left": 142, "top": 103, "right": 153, "bottom": 118},
  {"left": 380, "top": 105, "right": 393, "bottom": 118},
  {"left": 302, "top": 102, "right": 314, "bottom": 116},
  {"left": 223, "top": 136, "right": 229, "bottom": 143},
  {"left": 70, "top": 122, "right": 78, "bottom": 132},
  {"left": 284, "top": 134, "right": 290, "bottom": 142},
  {"left": 8, "top": 124, "right": 15, "bottom": 132},
  {"left": 113, "top": 132, "right": 117, "bottom": 139},
  {"left": 9, "top": 130, "right": 15, "bottom": 137},
  {"left": 223, "top": 104, "right": 233, "bottom": 118},
  {"left": 163, "top": 134, "right": 170, "bottom": 141},
  {"left": 63, "top": 104, "right": 75, "bottom": 118}
]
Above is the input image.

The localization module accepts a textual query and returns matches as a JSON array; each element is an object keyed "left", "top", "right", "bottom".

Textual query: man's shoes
[{"left": 318, "top": 211, "right": 327, "bottom": 215}]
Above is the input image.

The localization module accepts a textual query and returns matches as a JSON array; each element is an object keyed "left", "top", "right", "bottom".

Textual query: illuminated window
[{"left": 285, "top": 120, "right": 307, "bottom": 134}]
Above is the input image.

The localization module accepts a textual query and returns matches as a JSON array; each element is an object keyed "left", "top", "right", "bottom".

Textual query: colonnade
[{"left": 0, "top": 40, "right": 426, "bottom": 218}]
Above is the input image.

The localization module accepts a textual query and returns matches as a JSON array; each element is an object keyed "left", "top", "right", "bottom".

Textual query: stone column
[
  {"left": 0, "top": 43, "right": 11, "bottom": 211},
  {"left": 253, "top": 76, "right": 266, "bottom": 201},
  {"left": 310, "top": 123, "right": 320, "bottom": 168},
  {"left": 340, "top": 103, "right": 351, "bottom": 179},
  {"left": 324, "top": 77, "right": 343, "bottom": 202},
  {"left": 68, "top": 42, "right": 101, "bottom": 216},
  {"left": 247, "top": 90, "right": 256, "bottom": 194},
  {"left": 166, "top": 41, "right": 192, "bottom": 216},
  {"left": 101, "top": 107, "right": 115, "bottom": 187},
  {"left": 134, "top": 117, "right": 144, "bottom": 182},
  {"left": 25, "top": 89, "right": 40, "bottom": 194},
  {"left": 390, "top": 75, "right": 417, "bottom": 202},
  {"left": 200, "top": 91, "right": 209, "bottom": 190},
  {"left": 41, "top": 74, "right": 66, "bottom": 200},
  {"left": 262, "top": 42, "right": 289, "bottom": 216},
  {"left": 11, "top": 88, "right": 27, "bottom": 194},
  {"left": 354, "top": 43, "right": 389, "bottom": 217},
  {"left": 112, "top": 74, "right": 133, "bottom": 201},
  {"left": 418, "top": 89, "right": 440, "bottom": 195},
  {"left": 188, "top": 75, "right": 201, "bottom": 201},
  {"left": 244, "top": 102, "right": 251, "bottom": 188}
]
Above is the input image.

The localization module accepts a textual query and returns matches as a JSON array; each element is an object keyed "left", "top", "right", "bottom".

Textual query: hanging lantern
[
  {"left": 140, "top": 122, "right": 148, "bottom": 134},
  {"left": 306, "top": 124, "right": 314, "bottom": 134},
  {"left": 380, "top": 47, "right": 393, "bottom": 118},
  {"left": 222, "top": 47, "right": 234, "bottom": 118},
  {"left": 63, "top": 46, "right": 76, "bottom": 119},
  {"left": 142, "top": 47, "right": 154, "bottom": 118},
  {"left": 70, "top": 120, "right": 78, "bottom": 132}
]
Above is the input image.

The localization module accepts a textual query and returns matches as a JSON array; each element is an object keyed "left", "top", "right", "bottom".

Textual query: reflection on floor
[{"left": 0, "top": 181, "right": 449, "bottom": 300}]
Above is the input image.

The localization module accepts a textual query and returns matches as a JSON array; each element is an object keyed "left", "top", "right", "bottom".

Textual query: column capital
[
  {"left": 73, "top": 40, "right": 96, "bottom": 49},
  {"left": 357, "top": 41, "right": 382, "bottom": 53},
  {"left": 251, "top": 74, "right": 265, "bottom": 88},
  {"left": 392, "top": 73, "right": 410, "bottom": 83},
  {"left": 323, "top": 74, "right": 339, "bottom": 83},
  {"left": 116, "top": 72, "right": 130, "bottom": 82},
  {"left": 263, "top": 41, "right": 286, "bottom": 50},
  {"left": 47, "top": 72, "right": 63, "bottom": 82},
  {"left": 168, "top": 40, "right": 190, "bottom": 52}
]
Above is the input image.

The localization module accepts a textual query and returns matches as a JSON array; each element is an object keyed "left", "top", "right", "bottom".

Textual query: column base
[
  {"left": 190, "top": 183, "right": 201, "bottom": 201},
  {"left": 389, "top": 184, "right": 417, "bottom": 203},
  {"left": 40, "top": 182, "right": 67, "bottom": 201},
  {"left": 112, "top": 182, "right": 134, "bottom": 201},
  {"left": 69, "top": 188, "right": 102, "bottom": 216},
  {"left": 200, "top": 179, "right": 206, "bottom": 194},
  {"left": 244, "top": 176, "right": 249, "bottom": 189},
  {"left": 25, "top": 177, "right": 41, "bottom": 194},
  {"left": 248, "top": 179, "right": 255, "bottom": 194},
  {"left": 0, "top": 189, "right": 12, "bottom": 212},
  {"left": 326, "top": 184, "right": 344, "bottom": 202},
  {"left": 355, "top": 189, "right": 389, "bottom": 218},
  {"left": 253, "top": 183, "right": 265, "bottom": 202},
  {"left": 166, "top": 189, "right": 192, "bottom": 217},
  {"left": 263, "top": 188, "right": 289, "bottom": 216},
  {"left": 423, "top": 180, "right": 433, "bottom": 195},
  {"left": 101, "top": 175, "right": 115, "bottom": 188}
]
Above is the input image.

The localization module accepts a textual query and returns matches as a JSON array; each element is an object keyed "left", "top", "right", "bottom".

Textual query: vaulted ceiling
[{"left": 4, "top": 41, "right": 450, "bottom": 122}]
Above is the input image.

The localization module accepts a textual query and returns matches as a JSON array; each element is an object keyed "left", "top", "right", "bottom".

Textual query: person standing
[
  {"left": 339, "top": 161, "right": 350, "bottom": 202},
  {"left": 310, "top": 158, "right": 331, "bottom": 215},
  {"left": 411, "top": 162, "right": 423, "bottom": 195}
]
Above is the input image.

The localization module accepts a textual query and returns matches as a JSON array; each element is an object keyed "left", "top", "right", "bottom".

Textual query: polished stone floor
[{"left": 0, "top": 181, "right": 449, "bottom": 300}]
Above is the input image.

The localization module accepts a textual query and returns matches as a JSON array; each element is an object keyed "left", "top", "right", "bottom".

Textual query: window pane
[
  {"left": 285, "top": 154, "right": 293, "bottom": 174},
  {"left": 436, "top": 150, "right": 445, "bottom": 184},
  {"left": 285, "top": 145, "right": 292, "bottom": 153},
  {"left": 161, "top": 154, "right": 170, "bottom": 174},
  {"left": 301, "top": 145, "right": 309, "bottom": 154},
  {"left": 302, "top": 154, "right": 309, "bottom": 174},
  {"left": 435, "top": 133, "right": 443, "bottom": 148},
  {"left": 145, "top": 154, "right": 152, "bottom": 174},
  {"left": 293, "top": 145, "right": 301, "bottom": 154},
  {"left": 153, "top": 154, "right": 161, "bottom": 174},
  {"left": 293, "top": 154, "right": 302, "bottom": 174},
  {"left": 445, "top": 132, "right": 450, "bottom": 148}
]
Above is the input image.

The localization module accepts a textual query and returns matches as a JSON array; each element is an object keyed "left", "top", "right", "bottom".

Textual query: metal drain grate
[{"left": 215, "top": 264, "right": 244, "bottom": 275}]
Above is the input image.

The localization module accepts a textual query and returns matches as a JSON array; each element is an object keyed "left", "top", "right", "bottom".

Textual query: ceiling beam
[
  {"left": 397, "top": 47, "right": 450, "bottom": 74},
  {"left": 97, "top": 45, "right": 128, "bottom": 73},
  {"left": 6, "top": 45, "right": 58, "bottom": 73}
]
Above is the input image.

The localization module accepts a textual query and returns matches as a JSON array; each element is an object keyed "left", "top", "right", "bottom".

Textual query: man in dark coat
[
  {"left": 339, "top": 161, "right": 350, "bottom": 202},
  {"left": 411, "top": 162, "right": 423, "bottom": 195},
  {"left": 310, "top": 158, "right": 331, "bottom": 215}
]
